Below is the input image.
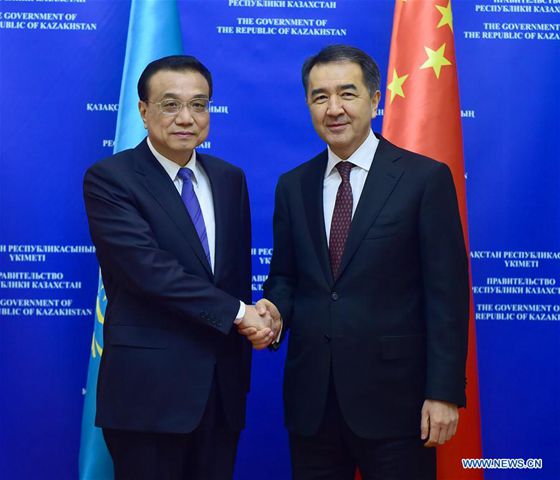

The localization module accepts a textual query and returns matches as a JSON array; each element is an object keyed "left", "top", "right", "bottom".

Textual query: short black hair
[
  {"left": 137, "top": 55, "right": 213, "bottom": 101},
  {"left": 302, "top": 45, "right": 381, "bottom": 97}
]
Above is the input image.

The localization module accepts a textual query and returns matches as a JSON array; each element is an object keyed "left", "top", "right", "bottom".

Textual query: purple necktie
[
  {"left": 329, "top": 161, "right": 355, "bottom": 278},
  {"left": 177, "top": 168, "right": 211, "bottom": 267}
]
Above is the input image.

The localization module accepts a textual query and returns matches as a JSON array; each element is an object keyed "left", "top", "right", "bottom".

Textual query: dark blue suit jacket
[
  {"left": 83, "top": 139, "right": 252, "bottom": 434},
  {"left": 264, "top": 135, "right": 469, "bottom": 438}
]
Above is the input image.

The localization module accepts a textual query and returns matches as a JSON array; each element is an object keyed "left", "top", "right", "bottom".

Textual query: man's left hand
[{"left": 420, "top": 399, "right": 459, "bottom": 447}]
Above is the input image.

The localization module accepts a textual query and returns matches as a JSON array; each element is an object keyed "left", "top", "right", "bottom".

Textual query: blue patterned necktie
[
  {"left": 329, "top": 161, "right": 355, "bottom": 278},
  {"left": 177, "top": 167, "right": 211, "bottom": 267}
]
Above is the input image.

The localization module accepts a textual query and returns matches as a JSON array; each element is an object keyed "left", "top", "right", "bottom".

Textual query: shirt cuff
[
  {"left": 274, "top": 320, "right": 283, "bottom": 343},
  {"left": 234, "top": 301, "right": 246, "bottom": 325}
]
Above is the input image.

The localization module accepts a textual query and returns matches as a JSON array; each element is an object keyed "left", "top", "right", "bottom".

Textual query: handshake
[{"left": 237, "top": 299, "right": 282, "bottom": 350}]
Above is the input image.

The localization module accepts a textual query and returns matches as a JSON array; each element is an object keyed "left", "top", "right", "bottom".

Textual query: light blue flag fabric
[
  {"left": 79, "top": 1, "right": 183, "bottom": 478},
  {"left": 79, "top": 275, "right": 111, "bottom": 479}
]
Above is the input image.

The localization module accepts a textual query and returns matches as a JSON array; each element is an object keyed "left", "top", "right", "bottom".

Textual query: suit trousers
[
  {"left": 102, "top": 375, "right": 239, "bottom": 480},
  {"left": 289, "top": 375, "right": 436, "bottom": 480}
]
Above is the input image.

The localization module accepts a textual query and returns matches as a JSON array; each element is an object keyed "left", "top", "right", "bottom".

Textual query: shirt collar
[
  {"left": 147, "top": 137, "right": 199, "bottom": 184},
  {"left": 325, "top": 130, "right": 379, "bottom": 178}
]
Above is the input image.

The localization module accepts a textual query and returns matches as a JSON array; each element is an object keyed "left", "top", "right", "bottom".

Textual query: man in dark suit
[
  {"left": 83, "top": 55, "right": 275, "bottom": 480},
  {"left": 257, "top": 45, "right": 469, "bottom": 479}
]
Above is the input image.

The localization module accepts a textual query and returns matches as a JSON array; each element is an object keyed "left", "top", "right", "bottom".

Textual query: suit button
[{"left": 331, "top": 292, "right": 339, "bottom": 301}]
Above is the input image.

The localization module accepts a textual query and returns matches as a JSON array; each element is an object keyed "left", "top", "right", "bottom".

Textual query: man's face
[
  {"left": 306, "top": 61, "right": 380, "bottom": 159},
  {"left": 139, "top": 69, "right": 210, "bottom": 165}
]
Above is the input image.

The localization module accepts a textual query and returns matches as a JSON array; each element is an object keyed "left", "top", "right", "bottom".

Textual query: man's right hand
[
  {"left": 255, "top": 298, "right": 282, "bottom": 338},
  {"left": 241, "top": 299, "right": 282, "bottom": 349},
  {"left": 237, "top": 305, "right": 274, "bottom": 350},
  {"left": 237, "top": 300, "right": 282, "bottom": 350}
]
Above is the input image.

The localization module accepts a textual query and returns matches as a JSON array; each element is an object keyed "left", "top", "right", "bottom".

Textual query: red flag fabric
[{"left": 382, "top": 0, "right": 483, "bottom": 478}]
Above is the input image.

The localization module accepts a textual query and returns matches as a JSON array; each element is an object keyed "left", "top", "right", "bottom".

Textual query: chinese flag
[{"left": 381, "top": 0, "right": 484, "bottom": 479}]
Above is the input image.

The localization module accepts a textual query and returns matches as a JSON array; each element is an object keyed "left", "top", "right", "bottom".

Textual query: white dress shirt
[
  {"left": 147, "top": 138, "right": 216, "bottom": 272},
  {"left": 323, "top": 130, "right": 379, "bottom": 245}
]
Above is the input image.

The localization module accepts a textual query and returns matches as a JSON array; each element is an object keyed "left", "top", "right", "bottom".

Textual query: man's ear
[
  {"left": 138, "top": 100, "right": 148, "bottom": 129},
  {"left": 371, "top": 90, "right": 381, "bottom": 119}
]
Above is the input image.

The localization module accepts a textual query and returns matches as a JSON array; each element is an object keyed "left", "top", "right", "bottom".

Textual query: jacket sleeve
[
  {"left": 419, "top": 161, "right": 470, "bottom": 407},
  {"left": 263, "top": 175, "right": 297, "bottom": 338},
  {"left": 83, "top": 162, "right": 240, "bottom": 335},
  {"left": 239, "top": 170, "right": 252, "bottom": 305}
]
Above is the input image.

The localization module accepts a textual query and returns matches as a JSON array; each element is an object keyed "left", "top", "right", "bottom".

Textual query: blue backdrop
[{"left": 1, "top": 0, "right": 559, "bottom": 478}]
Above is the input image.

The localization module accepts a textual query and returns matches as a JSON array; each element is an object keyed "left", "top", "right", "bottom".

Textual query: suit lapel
[
  {"left": 133, "top": 140, "right": 213, "bottom": 278},
  {"left": 336, "top": 137, "right": 404, "bottom": 281},
  {"left": 301, "top": 151, "right": 333, "bottom": 287},
  {"left": 196, "top": 153, "right": 227, "bottom": 281}
]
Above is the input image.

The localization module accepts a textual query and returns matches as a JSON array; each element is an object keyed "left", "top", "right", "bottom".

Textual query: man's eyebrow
[
  {"left": 160, "top": 92, "right": 209, "bottom": 99},
  {"left": 310, "top": 84, "right": 358, "bottom": 97},
  {"left": 310, "top": 88, "right": 327, "bottom": 97},
  {"left": 337, "top": 84, "right": 357, "bottom": 92}
]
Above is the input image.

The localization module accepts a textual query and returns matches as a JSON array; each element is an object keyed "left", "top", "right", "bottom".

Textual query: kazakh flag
[{"left": 78, "top": 1, "right": 183, "bottom": 477}]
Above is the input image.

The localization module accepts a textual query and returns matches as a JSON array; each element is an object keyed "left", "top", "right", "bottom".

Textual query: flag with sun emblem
[
  {"left": 79, "top": 274, "right": 112, "bottom": 479},
  {"left": 78, "top": 0, "right": 184, "bottom": 477},
  {"left": 383, "top": 1, "right": 483, "bottom": 479}
]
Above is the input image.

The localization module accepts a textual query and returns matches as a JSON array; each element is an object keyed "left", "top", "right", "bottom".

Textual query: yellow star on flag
[
  {"left": 387, "top": 69, "right": 409, "bottom": 103},
  {"left": 436, "top": 1, "right": 453, "bottom": 32},
  {"left": 420, "top": 43, "right": 452, "bottom": 78}
]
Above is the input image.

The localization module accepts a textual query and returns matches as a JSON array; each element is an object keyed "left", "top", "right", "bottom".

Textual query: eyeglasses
[{"left": 148, "top": 97, "right": 212, "bottom": 115}]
